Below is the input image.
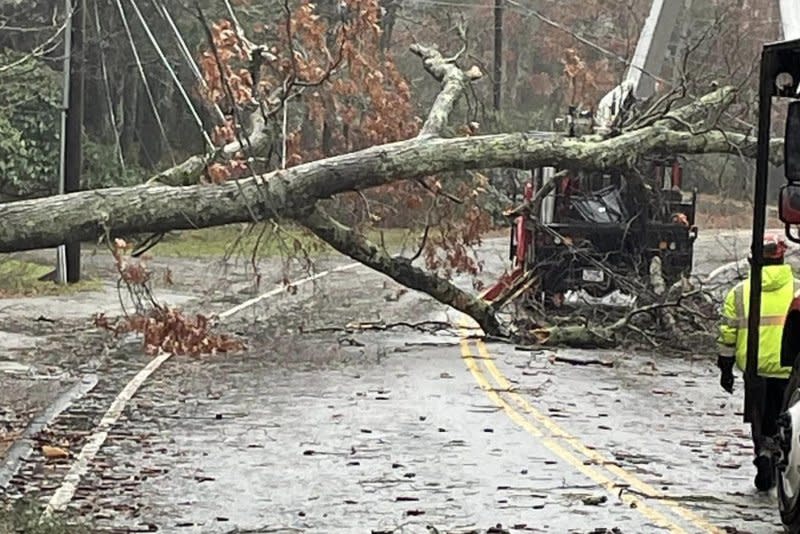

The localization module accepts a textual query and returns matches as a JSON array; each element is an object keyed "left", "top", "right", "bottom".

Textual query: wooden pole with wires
[
  {"left": 57, "top": 0, "right": 85, "bottom": 283},
  {"left": 65, "top": 0, "right": 85, "bottom": 282},
  {"left": 493, "top": 0, "right": 503, "bottom": 114}
]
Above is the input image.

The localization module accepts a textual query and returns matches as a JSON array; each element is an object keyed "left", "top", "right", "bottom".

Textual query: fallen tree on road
[
  {"left": 0, "top": 34, "right": 777, "bottom": 342},
  {"left": 0, "top": 114, "right": 773, "bottom": 254}
]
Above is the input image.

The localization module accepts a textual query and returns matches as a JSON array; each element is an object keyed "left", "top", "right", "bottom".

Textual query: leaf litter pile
[{"left": 93, "top": 239, "right": 244, "bottom": 356}]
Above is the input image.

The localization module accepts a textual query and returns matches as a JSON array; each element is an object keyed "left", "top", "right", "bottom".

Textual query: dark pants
[{"left": 750, "top": 377, "right": 789, "bottom": 456}]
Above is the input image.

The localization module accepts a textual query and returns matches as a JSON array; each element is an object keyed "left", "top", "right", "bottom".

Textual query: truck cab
[
  {"left": 747, "top": 35, "right": 800, "bottom": 532},
  {"left": 516, "top": 161, "right": 697, "bottom": 305}
]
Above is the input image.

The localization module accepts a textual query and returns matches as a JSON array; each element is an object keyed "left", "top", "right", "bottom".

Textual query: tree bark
[
  {"left": 299, "top": 206, "right": 503, "bottom": 335},
  {"left": 295, "top": 44, "right": 503, "bottom": 336},
  {"left": 0, "top": 117, "right": 782, "bottom": 253},
  {"left": 532, "top": 323, "right": 620, "bottom": 348},
  {"left": 0, "top": 48, "right": 776, "bottom": 341},
  {"left": 411, "top": 44, "right": 481, "bottom": 137}
]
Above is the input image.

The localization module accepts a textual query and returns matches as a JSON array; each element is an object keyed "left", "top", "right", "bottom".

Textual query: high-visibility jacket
[{"left": 717, "top": 264, "right": 800, "bottom": 379}]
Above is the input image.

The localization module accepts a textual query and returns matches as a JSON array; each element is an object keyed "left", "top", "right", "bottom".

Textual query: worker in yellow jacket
[{"left": 718, "top": 232, "right": 799, "bottom": 491}]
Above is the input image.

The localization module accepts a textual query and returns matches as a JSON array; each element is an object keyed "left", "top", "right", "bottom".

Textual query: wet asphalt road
[{"left": 2, "top": 231, "right": 793, "bottom": 532}]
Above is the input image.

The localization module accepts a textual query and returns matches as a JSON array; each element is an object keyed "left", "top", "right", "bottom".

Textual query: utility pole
[
  {"left": 56, "top": 0, "right": 85, "bottom": 284},
  {"left": 493, "top": 0, "right": 503, "bottom": 113}
]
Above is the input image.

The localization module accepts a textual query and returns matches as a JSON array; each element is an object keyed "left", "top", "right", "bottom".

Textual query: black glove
[{"left": 717, "top": 355, "right": 735, "bottom": 394}]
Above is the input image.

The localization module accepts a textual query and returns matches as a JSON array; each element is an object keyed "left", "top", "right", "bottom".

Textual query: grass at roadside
[
  {"left": 0, "top": 499, "right": 88, "bottom": 534},
  {"left": 0, "top": 259, "right": 101, "bottom": 297},
  {"left": 148, "top": 224, "right": 419, "bottom": 258}
]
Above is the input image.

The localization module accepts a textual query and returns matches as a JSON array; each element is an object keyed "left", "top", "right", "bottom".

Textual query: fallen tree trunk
[
  {"left": 300, "top": 206, "right": 502, "bottom": 335},
  {"left": 0, "top": 30, "right": 772, "bottom": 346},
  {"left": 0, "top": 124, "right": 781, "bottom": 253},
  {"left": 293, "top": 45, "right": 504, "bottom": 335}
]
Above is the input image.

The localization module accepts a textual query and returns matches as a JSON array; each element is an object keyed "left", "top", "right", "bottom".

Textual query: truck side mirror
[
  {"left": 786, "top": 101, "right": 800, "bottom": 181},
  {"left": 780, "top": 184, "right": 800, "bottom": 224},
  {"left": 780, "top": 184, "right": 800, "bottom": 243}
]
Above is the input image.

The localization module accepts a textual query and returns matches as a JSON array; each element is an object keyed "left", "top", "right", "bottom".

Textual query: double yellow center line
[{"left": 458, "top": 325, "right": 723, "bottom": 533}]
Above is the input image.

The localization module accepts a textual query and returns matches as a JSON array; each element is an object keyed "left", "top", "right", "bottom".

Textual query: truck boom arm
[
  {"left": 594, "top": 0, "right": 682, "bottom": 134},
  {"left": 780, "top": 0, "right": 800, "bottom": 41}
]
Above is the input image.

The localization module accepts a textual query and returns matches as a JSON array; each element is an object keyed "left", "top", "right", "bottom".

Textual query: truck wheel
[
  {"left": 779, "top": 388, "right": 800, "bottom": 533},
  {"left": 780, "top": 480, "right": 800, "bottom": 533}
]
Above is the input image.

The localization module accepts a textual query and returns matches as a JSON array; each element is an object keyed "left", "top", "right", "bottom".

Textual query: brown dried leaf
[{"left": 42, "top": 445, "right": 69, "bottom": 459}]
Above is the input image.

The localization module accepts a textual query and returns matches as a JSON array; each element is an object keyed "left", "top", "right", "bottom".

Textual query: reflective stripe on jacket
[{"left": 716, "top": 264, "right": 800, "bottom": 379}]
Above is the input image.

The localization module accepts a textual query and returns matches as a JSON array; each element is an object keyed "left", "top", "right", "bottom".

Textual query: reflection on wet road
[
  {"left": 36, "top": 326, "right": 781, "bottom": 533},
  {"left": 2, "top": 233, "right": 789, "bottom": 532},
  {"left": 461, "top": 325, "right": 781, "bottom": 533}
]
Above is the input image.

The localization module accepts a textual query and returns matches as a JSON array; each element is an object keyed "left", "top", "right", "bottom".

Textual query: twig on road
[
  {"left": 301, "top": 320, "right": 455, "bottom": 335},
  {"left": 223, "top": 527, "right": 304, "bottom": 533},
  {"left": 550, "top": 354, "right": 614, "bottom": 368}
]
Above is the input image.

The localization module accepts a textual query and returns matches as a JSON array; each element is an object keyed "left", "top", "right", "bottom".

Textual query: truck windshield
[{"left": 570, "top": 185, "right": 628, "bottom": 223}]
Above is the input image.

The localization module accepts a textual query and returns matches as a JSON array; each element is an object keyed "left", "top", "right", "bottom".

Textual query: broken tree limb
[
  {"left": 649, "top": 86, "right": 737, "bottom": 131},
  {"left": 551, "top": 354, "right": 614, "bottom": 367},
  {"left": 530, "top": 285, "right": 711, "bottom": 349},
  {"left": 293, "top": 43, "right": 503, "bottom": 334},
  {"left": 648, "top": 256, "right": 678, "bottom": 332},
  {"left": 148, "top": 114, "right": 270, "bottom": 187},
  {"left": 299, "top": 205, "right": 503, "bottom": 336},
  {"left": 533, "top": 322, "right": 620, "bottom": 348},
  {"left": 411, "top": 43, "right": 482, "bottom": 137},
  {"left": 649, "top": 256, "right": 667, "bottom": 297},
  {"left": 0, "top": 124, "right": 782, "bottom": 252},
  {"left": 502, "top": 170, "right": 567, "bottom": 219}
]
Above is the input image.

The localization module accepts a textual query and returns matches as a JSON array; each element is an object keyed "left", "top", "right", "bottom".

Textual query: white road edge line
[
  {"left": 218, "top": 262, "right": 360, "bottom": 320},
  {"left": 42, "top": 261, "right": 361, "bottom": 516},
  {"left": 44, "top": 353, "right": 170, "bottom": 515}
]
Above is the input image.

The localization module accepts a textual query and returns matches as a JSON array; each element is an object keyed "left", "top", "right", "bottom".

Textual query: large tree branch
[
  {"left": 298, "top": 206, "right": 502, "bottom": 335},
  {"left": 0, "top": 126, "right": 782, "bottom": 253},
  {"left": 411, "top": 43, "right": 482, "bottom": 137},
  {"left": 149, "top": 86, "right": 740, "bottom": 187},
  {"left": 652, "top": 86, "right": 737, "bottom": 129},
  {"left": 293, "top": 43, "right": 497, "bottom": 335},
  {"left": 149, "top": 114, "right": 270, "bottom": 186}
]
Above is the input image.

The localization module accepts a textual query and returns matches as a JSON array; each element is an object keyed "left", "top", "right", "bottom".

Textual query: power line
[
  {"left": 223, "top": 0, "right": 247, "bottom": 39},
  {"left": 92, "top": 0, "right": 126, "bottom": 172},
  {"left": 155, "top": 0, "right": 202, "bottom": 81},
  {"left": 112, "top": 0, "right": 175, "bottom": 164},
  {"left": 127, "top": 0, "right": 214, "bottom": 150},
  {"left": 155, "top": 0, "right": 226, "bottom": 124},
  {"left": 410, "top": 0, "right": 757, "bottom": 130},
  {"left": 506, "top": 0, "right": 757, "bottom": 130},
  {"left": 0, "top": 4, "right": 74, "bottom": 74}
]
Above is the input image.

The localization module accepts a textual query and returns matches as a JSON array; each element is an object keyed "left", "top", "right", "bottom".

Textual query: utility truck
[{"left": 486, "top": 1, "right": 698, "bottom": 308}]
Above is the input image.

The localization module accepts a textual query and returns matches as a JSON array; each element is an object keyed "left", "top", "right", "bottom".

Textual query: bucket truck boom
[
  {"left": 780, "top": 0, "right": 800, "bottom": 41},
  {"left": 594, "top": 0, "right": 682, "bottom": 134}
]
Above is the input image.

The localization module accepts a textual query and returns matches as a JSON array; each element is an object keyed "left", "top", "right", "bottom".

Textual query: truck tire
[
  {"left": 780, "top": 481, "right": 800, "bottom": 533},
  {"left": 779, "top": 388, "right": 800, "bottom": 533}
]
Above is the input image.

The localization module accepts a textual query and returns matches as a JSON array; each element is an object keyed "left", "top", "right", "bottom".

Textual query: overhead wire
[
  {"left": 155, "top": 0, "right": 226, "bottom": 124},
  {"left": 127, "top": 0, "right": 214, "bottom": 151},
  {"left": 154, "top": 0, "right": 202, "bottom": 81},
  {"left": 92, "top": 0, "right": 126, "bottom": 172},
  {"left": 223, "top": 0, "right": 247, "bottom": 40},
  {"left": 112, "top": 0, "right": 176, "bottom": 165},
  {"left": 409, "top": 0, "right": 758, "bottom": 130},
  {"left": 506, "top": 0, "right": 758, "bottom": 130},
  {"left": 0, "top": 4, "right": 74, "bottom": 74}
]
